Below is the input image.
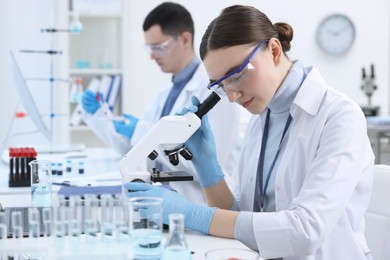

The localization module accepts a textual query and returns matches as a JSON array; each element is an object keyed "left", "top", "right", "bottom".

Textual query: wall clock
[{"left": 316, "top": 14, "right": 356, "bottom": 56}]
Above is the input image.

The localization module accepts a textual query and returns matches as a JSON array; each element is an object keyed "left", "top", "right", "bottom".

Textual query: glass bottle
[
  {"left": 69, "top": 77, "right": 84, "bottom": 103},
  {"left": 162, "top": 213, "right": 192, "bottom": 260},
  {"left": 69, "top": 12, "right": 83, "bottom": 33}
]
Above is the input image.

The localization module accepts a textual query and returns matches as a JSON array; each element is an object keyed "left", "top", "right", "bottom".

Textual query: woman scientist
[{"left": 125, "top": 5, "right": 374, "bottom": 259}]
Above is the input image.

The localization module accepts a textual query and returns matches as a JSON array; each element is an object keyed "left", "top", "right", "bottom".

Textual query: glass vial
[
  {"left": 0, "top": 211, "right": 6, "bottom": 240},
  {"left": 28, "top": 208, "right": 40, "bottom": 238},
  {"left": 162, "top": 213, "right": 192, "bottom": 260}
]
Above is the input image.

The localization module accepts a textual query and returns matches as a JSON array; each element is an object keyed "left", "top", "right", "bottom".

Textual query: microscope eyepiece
[{"left": 195, "top": 92, "right": 221, "bottom": 118}]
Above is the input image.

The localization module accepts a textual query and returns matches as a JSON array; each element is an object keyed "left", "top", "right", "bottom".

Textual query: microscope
[
  {"left": 119, "top": 92, "right": 221, "bottom": 184},
  {"left": 360, "top": 64, "right": 379, "bottom": 117}
]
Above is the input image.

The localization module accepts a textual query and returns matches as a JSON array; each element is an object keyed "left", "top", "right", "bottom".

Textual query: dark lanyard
[{"left": 257, "top": 109, "right": 293, "bottom": 212}]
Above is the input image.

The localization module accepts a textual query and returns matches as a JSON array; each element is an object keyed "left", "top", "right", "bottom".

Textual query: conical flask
[{"left": 162, "top": 213, "right": 192, "bottom": 259}]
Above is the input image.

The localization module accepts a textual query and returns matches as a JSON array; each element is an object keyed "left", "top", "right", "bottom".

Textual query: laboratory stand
[{"left": 360, "top": 64, "right": 379, "bottom": 117}]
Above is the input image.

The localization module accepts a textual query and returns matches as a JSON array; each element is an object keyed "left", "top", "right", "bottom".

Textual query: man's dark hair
[{"left": 143, "top": 2, "right": 194, "bottom": 44}]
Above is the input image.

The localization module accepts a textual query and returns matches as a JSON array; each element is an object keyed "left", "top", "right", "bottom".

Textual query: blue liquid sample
[
  {"left": 54, "top": 222, "right": 66, "bottom": 238},
  {"left": 31, "top": 183, "right": 52, "bottom": 207},
  {"left": 76, "top": 60, "right": 90, "bottom": 69},
  {"left": 162, "top": 246, "right": 192, "bottom": 260},
  {"left": 130, "top": 229, "right": 163, "bottom": 259},
  {"left": 29, "top": 220, "right": 40, "bottom": 238}
]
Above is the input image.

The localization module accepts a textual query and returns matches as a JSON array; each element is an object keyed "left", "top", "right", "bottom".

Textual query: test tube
[
  {"left": 20, "top": 149, "right": 26, "bottom": 180},
  {"left": 66, "top": 160, "right": 72, "bottom": 174},
  {"left": 42, "top": 207, "right": 52, "bottom": 237},
  {"left": 11, "top": 211, "right": 23, "bottom": 239},
  {"left": 0, "top": 211, "right": 7, "bottom": 240},
  {"left": 57, "top": 162, "right": 64, "bottom": 176},
  {"left": 114, "top": 194, "right": 129, "bottom": 242},
  {"left": 100, "top": 194, "right": 114, "bottom": 239},
  {"left": 0, "top": 215, "right": 5, "bottom": 260},
  {"left": 53, "top": 195, "right": 66, "bottom": 237},
  {"left": 9, "top": 211, "right": 22, "bottom": 260},
  {"left": 78, "top": 161, "right": 85, "bottom": 174},
  {"left": 27, "top": 208, "right": 41, "bottom": 260},
  {"left": 28, "top": 208, "right": 40, "bottom": 238},
  {"left": 15, "top": 149, "right": 20, "bottom": 182},
  {"left": 69, "top": 195, "right": 82, "bottom": 237},
  {"left": 62, "top": 203, "right": 71, "bottom": 237},
  {"left": 84, "top": 194, "right": 99, "bottom": 242},
  {"left": 51, "top": 162, "right": 57, "bottom": 175}
]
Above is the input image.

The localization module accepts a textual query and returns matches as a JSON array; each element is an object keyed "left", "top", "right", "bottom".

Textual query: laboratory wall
[
  {"left": 0, "top": 0, "right": 389, "bottom": 149},
  {"left": 0, "top": 0, "right": 68, "bottom": 149},
  {"left": 123, "top": 0, "right": 390, "bottom": 119}
]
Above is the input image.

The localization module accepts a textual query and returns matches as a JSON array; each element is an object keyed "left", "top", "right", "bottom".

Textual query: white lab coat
[
  {"left": 84, "top": 64, "right": 241, "bottom": 204},
  {"left": 238, "top": 67, "right": 374, "bottom": 259}
]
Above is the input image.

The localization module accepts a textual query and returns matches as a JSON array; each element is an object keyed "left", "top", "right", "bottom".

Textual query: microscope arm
[{"left": 119, "top": 92, "right": 221, "bottom": 184}]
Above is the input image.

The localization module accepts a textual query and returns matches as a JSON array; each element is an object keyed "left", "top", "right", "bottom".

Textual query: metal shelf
[{"left": 69, "top": 68, "right": 123, "bottom": 75}]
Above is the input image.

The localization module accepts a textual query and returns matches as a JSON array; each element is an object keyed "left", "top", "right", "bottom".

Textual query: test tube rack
[
  {"left": 0, "top": 194, "right": 133, "bottom": 259},
  {"left": 8, "top": 147, "right": 37, "bottom": 187}
]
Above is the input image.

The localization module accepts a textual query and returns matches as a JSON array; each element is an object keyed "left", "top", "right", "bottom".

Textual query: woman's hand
[{"left": 124, "top": 182, "right": 215, "bottom": 234}]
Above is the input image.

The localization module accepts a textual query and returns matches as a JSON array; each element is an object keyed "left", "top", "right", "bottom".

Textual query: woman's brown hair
[{"left": 200, "top": 5, "right": 293, "bottom": 60}]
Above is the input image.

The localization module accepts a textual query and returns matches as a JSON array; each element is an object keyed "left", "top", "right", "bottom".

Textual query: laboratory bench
[
  {"left": 367, "top": 124, "right": 390, "bottom": 164},
  {"left": 0, "top": 147, "right": 258, "bottom": 259},
  {"left": 0, "top": 229, "right": 254, "bottom": 259}
]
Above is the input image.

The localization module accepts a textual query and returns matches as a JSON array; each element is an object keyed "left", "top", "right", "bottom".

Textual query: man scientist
[{"left": 81, "top": 2, "right": 241, "bottom": 204}]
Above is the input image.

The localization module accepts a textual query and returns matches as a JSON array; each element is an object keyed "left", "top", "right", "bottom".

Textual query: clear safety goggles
[
  {"left": 144, "top": 37, "right": 178, "bottom": 57},
  {"left": 207, "top": 39, "right": 269, "bottom": 96}
]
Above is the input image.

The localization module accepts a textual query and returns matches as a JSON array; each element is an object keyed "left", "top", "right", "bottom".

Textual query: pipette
[
  {"left": 96, "top": 92, "right": 111, "bottom": 112},
  {"left": 96, "top": 92, "right": 103, "bottom": 105},
  {"left": 96, "top": 92, "right": 112, "bottom": 116},
  {"left": 96, "top": 92, "right": 130, "bottom": 123}
]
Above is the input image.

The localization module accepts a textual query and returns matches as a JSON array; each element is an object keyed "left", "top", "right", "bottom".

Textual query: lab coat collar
[
  {"left": 291, "top": 67, "right": 328, "bottom": 117},
  {"left": 268, "top": 60, "right": 305, "bottom": 114},
  {"left": 172, "top": 58, "right": 201, "bottom": 84},
  {"left": 160, "top": 62, "right": 206, "bottom": 93},
  {"left": 181, "top": 62, "right": 208, "bottom": 93}
]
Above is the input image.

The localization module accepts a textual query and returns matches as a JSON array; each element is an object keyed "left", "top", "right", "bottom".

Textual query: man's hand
[{"left": 82, "top": 90, "right": 102, "bottom": 114}]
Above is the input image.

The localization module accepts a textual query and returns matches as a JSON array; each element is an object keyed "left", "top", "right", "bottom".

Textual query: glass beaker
[
  {"left": 29, "top": 160, "right": 52, "bottom": 207},
  {"left": 129, "top": 197, "right": 163, "bottom": 259}
]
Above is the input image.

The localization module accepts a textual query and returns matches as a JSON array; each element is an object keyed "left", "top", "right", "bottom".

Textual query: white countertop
[{"left": 0, "top": 147, "right": 261, "bottom": 259}]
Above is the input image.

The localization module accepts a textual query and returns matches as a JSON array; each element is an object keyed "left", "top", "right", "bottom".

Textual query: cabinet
[{"left": 58, "top": 1, "right": 127, "bottom": 147}]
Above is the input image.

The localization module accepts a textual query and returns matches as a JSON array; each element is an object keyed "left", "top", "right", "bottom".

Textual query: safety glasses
[
  {"left": 144, "top": 37, "right": 178, "bottom": 57},
  {"left": 207, "top": 39, "right": 269, "bottom": 96}
]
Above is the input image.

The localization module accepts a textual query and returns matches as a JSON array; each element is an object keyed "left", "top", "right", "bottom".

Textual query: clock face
[{"left": 316, "top": 14, "right": 355, "bottom": 56}]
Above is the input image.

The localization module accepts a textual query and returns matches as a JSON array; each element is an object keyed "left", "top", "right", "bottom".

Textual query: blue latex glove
[
  {"left": 82, "top": 90, "right": 103, "bottom": 114},
  {"left": 124, "top": 182, "right": 216, "bottom": 234},
  {"left": 113, "top": 113, "right": 139, "bottom": 140},
  {"left": 177, "top": 96, "right": 224, "bottom": 188}
]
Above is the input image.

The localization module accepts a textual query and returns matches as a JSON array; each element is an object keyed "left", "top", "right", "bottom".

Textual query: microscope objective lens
[{"left": 168, "top": 153, "right": 179, "bottom": 166}]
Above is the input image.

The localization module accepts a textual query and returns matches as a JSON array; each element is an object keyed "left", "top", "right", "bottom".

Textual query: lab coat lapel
[
  {"left": 239, "top": 112, "right": 267, "bottom": 211},
  {"left": 274, "top": 67, "right": 329, "bottom": 212}
]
